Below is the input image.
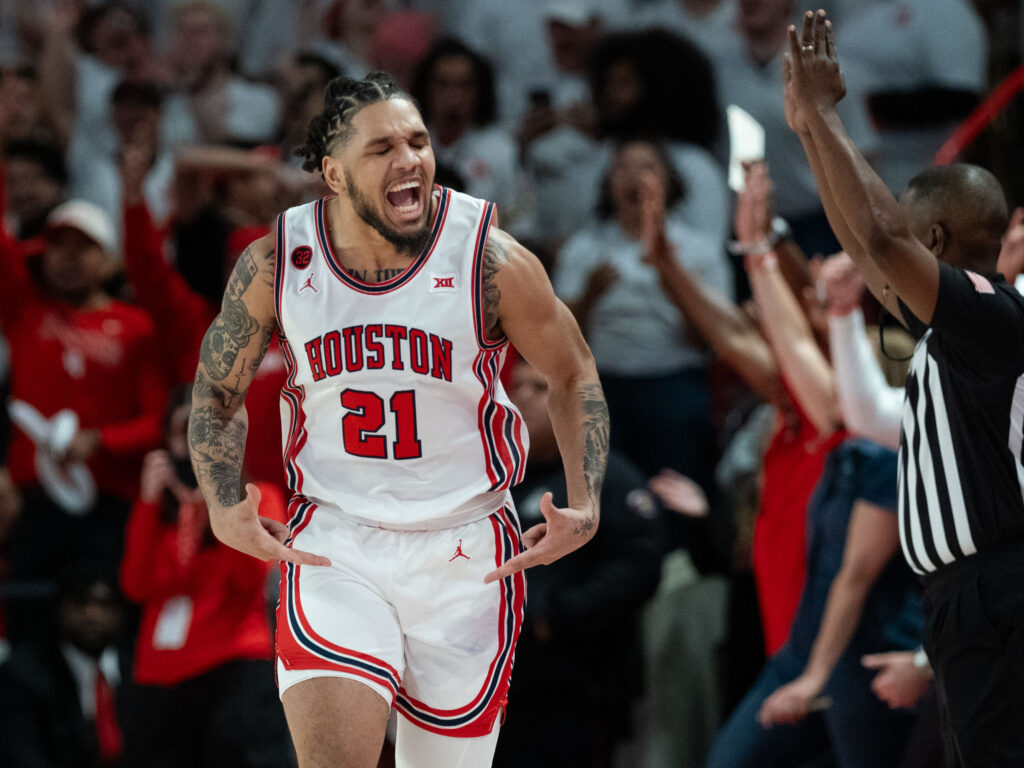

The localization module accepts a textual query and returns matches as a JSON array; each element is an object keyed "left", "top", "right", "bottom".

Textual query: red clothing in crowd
[
  {"left": 0, "top": 233, "right": 165, "bottom": 500},
  {"left": 753, "top": 397, "right": 846, "bottom": 656},
  {"left": 120, "top": 482, "right": 288, "bottom": 686},
  {"left": 123, "top": 203, "right": 289, "bottom": 492}
]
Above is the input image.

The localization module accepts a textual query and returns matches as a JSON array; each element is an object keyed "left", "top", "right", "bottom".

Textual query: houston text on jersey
[{"left": 304, "top": 324, "right": 454, "bottom": 383}]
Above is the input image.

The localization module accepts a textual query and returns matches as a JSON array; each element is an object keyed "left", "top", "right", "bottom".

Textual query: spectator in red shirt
[
  {"left": 1, "top": 200, "right": 165, "bottom": 615},
  {"left": 119, "top": 387, "right": 292, "bottom": 768},
  {"left": 121, "top": 145, "right": 293, "bottom": 492}
]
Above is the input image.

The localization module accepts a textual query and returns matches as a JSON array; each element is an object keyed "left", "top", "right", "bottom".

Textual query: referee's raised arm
[{"left": 787, "top": 9, "right": 1024, "bottom": 766}]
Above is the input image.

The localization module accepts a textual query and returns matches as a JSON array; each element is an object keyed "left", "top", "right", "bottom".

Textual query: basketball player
[
  {"left": 187, "top": 72, "right": 608, "bottom": 768},
  {"left": 786, "top": 11, "right": 1024, "bottom": 765}
]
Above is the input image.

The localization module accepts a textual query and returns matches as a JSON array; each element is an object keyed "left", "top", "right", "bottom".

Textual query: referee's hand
[{"left": 209, "top": 483, "right": 332, "bottom": 568}]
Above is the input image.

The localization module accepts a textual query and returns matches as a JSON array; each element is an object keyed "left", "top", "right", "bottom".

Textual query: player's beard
[{"left": 345, "top": 169, "right": 432, "bottom": 256}]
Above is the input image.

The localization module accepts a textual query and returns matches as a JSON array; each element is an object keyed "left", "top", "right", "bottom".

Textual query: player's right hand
[{"left": 209, "top": 483, "right": 331, "bottom": 567}]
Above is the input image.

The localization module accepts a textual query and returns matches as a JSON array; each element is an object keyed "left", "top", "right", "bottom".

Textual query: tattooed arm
[
  {"left": 483, "top": 228, "right": 608, "bottom": 584},
  {"left": 189, "top": 234, "right": 329, "bottom": 566}
]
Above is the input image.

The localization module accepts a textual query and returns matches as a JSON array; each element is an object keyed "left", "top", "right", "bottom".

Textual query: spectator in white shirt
[
  {"left": 839, "top": 0, "right": 988, "bottom": 194},
  {"left": 553, "top": 139, "right": 731, "bottom": 545},
  {"left": 411, "top": 38, "right": 523, "bottom": 222}
]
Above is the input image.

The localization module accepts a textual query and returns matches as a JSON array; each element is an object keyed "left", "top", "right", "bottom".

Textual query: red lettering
[
  {"left": 343, "top": 326, "right": 364, "bottom": 372},
  {"left": 409, "top": 328, "right": 429, "bottom": 375},
  {"left": 365, "top": 324, "right": 384, "bottom": 369},
  {"left": 304, "top": 337, "right": 326, "bottom": 381},
  {"left": 430, "top": 334, "right": 453, "bottom": 382},
  {"left": 384, "top": 325, "right": 407, "bottom": 370},
  {"left": 323, "top": 330, "right": 343, "bottom": 376}
]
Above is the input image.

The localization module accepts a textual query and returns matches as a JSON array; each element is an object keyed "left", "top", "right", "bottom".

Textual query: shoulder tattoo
[{"left": 482, "top": 236, "right": 508, "bottom": 339}]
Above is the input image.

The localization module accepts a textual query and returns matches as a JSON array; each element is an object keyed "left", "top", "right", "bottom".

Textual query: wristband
[{"left": 913, "top": 647, "right": 930, "bottom": 669}]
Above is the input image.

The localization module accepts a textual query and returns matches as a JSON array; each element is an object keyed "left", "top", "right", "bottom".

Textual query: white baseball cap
[
  {"left": 544, "top": 0, "right": 599, "bottom": 27},
  {"left": 47, "top": 200, "right": 117, "bottom": 255}
]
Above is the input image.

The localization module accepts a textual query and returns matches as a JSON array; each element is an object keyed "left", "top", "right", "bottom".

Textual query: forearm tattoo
[
  {"left": 482, "top": 237, "right": 507, "bottom": 338},
  {"left": 577, "top": 381, "right": 609, "bottom": 536},
  {"left": 190, "top": 245, "right": 275, "bottom": 509}
]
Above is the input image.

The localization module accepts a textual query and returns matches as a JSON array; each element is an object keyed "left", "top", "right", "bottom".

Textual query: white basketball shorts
[{"left": 275, "top": 496, "right": 526, "bottom": 738}]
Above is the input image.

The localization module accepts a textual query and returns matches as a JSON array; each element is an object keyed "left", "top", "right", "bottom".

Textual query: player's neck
[{"left": 326, "top": 194, "right": 437, "bottom": 275}]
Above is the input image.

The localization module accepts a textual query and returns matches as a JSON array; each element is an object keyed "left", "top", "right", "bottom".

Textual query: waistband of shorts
[
  {"left": 920, "top": 539, "right": 1024, "bottom": 597},
  {"left": 305, "top": 491, "right": 514, "bottom": 532}
]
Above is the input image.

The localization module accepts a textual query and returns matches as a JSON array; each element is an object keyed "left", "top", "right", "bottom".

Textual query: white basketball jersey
[{"left": 273, "top": 187, "right": 528, "bottom": 528}]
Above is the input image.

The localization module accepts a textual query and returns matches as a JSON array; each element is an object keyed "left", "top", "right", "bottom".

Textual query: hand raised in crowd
[
  {"left": 209, "top": 483, "right": 332, "bottom": 567},
  {"left": 61, "top": 428, "right": 101, "bottom": 464},
  {"left": 648, "top": 468, "right": 709, "bottom": 518},
  {"left": 0, "top": 467, "right": 22, "bottom": 546},
  {"left": 640, "top": 169, "right": 672, "bottom": 265},
  {"left": 484, "top": 492, "right": 598, "bottom": 584},
  {"left": 119, "top": 131, "right": 158, "bottom": 207},
  {"left": 821, "top": 251, "right": 864, "bottom": 316},
  {"left": 785, "top": 10, "right": 846, "bottom": 120},
  {"left": 757, "top": 673, "right": 829, "bottom": 727},
  {"left": 997, "top": 207, "right": 1024, "bottom": 284},
  {"left": 735, "top": 161, "right": 774, "bottom": 255},
  {"left": 139, "top": 449, "right": 193, "bottom": 504},
  {"left": 516, "top": 101, "right": 558, "bottom": 149},
  {"left": 862, "top": 651, "right": 932, "bottom": 709}
]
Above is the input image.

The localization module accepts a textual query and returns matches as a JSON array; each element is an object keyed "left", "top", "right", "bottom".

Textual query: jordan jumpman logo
[
  {"left": 449, "top": 539, "right": 470, "bottom": 561},
  {"left": 299, "top": 272, "right": 319, "bottom": 293}
]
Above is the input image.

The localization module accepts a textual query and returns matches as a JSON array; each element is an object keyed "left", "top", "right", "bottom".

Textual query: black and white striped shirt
[{"left": 898, "top": 262, "right": 1024, "bottom": 575}]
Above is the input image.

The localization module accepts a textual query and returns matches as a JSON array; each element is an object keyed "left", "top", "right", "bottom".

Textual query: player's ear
[
  {"left": 928, "top": 223, "right": 947, "bottom": 258},
  {"left": 322, "top": 155, "right": 346, "bottom": 195}
]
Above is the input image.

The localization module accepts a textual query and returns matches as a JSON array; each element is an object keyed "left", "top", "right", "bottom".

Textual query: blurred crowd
[{"left": 0, "top": 0, "right": 1021, "bottom": 766}]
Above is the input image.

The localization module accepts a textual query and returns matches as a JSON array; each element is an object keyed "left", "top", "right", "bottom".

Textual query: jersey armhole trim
[
  {"left": 274, "top": 210, "right": 288, "bottom": 340},
  {"left": 472, "top": 202, "right": 506, "bottom": 350}
]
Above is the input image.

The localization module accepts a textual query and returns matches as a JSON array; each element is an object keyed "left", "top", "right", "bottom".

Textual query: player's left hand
[
  {"left": 786, "top": 10, "right": 846, "bottom": 117},
  {"left": 757, "top": 673, "right": 828, "bottom": 727},
  {"left": 483, "top": 492, "right": 598, "bottom": 583}
]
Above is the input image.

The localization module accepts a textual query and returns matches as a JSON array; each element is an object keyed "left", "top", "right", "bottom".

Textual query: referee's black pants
[{"left": 921, "top": 542, "right": 1024, "bottom": 767}]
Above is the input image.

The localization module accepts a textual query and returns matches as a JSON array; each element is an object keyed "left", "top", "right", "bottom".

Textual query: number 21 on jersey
[{"left": 340, "top": 389, "right": 422, "bottom": 460}]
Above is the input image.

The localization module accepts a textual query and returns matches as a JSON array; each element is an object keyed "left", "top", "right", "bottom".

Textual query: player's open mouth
[{"left": 385, "top": 180, "right": 423, "bottom": 222}]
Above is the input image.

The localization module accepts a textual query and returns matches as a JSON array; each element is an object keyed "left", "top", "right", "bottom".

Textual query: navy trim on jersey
[
  {"left": 394, "top": 508, "right": 521, "bottom": 729},
  {"left": 283, "top": 501, "right": 401, "bottom": 695},
  {"left": 471, "top": 202, "right": 506, "bottom": 350},
  {"left": 315, "top": 188, "right": 450, "bottom": 295},
  {"left": 274, "top": 211, "right": 287, "bottom": 338}
]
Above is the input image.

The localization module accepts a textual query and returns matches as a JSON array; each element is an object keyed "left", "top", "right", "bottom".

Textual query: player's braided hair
[{"left": 295, "top": 71, "right": 417, "bottom": 174}]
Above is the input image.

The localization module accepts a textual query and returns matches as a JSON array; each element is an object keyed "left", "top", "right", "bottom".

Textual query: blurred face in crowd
[
  {"left": 0, "top": 67, "right": 43, "bottom": 141},
  {"left": 88, "top": 6, "right": 149, "bottom": 71},
  {"left": 111, "top": 97, "right": 161, "bottom": 148},
  {"left": 43, "top": 227, "right": 110, "bottom": 304},
  {"left": 166, "top": 400, "right": 200, "bottom": 488},
  {"left": 608, "top": 141, "right": 669, "bottom": 225},
  {"left": 427, "top": 54, "right": 478, "bottom": 140},
  {"left": 328, "top": 98, "right": 437, "bottom": 254},
  {"left": 600, "top": 58, "right": 643, "bottom": 122},
  {"left": 510, "top": 362, "right": 559, "bottom": 464},
  {"left": 225, "top": 168, "right": 281, "bottom": 227},
  {"left": 168, "top": 5, "right": 230, "bottom": 86},
  {"left": 738, "top": 0, "right": 794, "bottom": 39},
  {"left": 58, "top": 580, "right": 124, "bottom": 658},
  {"left": 345, "top": 0, "right": 387, "bottom": 40},
  {"left": 547, "top": 19, "right": 600, "bottom": 74},
  {"left": 4, "top": 157, "right": 64, "bottom": 225}
]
